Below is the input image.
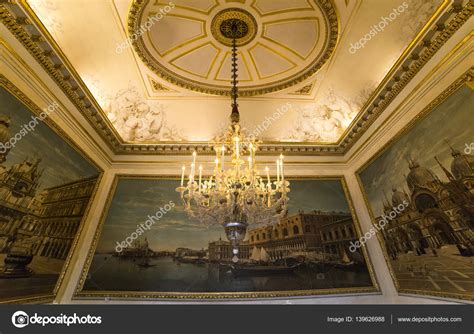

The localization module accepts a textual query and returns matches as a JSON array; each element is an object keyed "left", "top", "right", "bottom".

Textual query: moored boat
[
  {"left": 334, "top": 249, "right": 356, "bottom": 270},
  {"left": 137, "top": 260, "right": 156, "bottom": 268}
]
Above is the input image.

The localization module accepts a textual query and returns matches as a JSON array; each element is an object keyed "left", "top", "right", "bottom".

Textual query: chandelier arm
[
  {"left": 186, "top": 193, "right": 232, "bottom": 226},
  {"left": 185, "top": 207, "right": 216, "bottom": 225}
]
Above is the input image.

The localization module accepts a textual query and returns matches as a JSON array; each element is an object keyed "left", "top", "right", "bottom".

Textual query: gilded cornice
[
  {"left": 0, "top": 1, "right": 472, "bottom": 156},
  {"left": 339, "top": 1, "right": 473, "bottom": 152}
]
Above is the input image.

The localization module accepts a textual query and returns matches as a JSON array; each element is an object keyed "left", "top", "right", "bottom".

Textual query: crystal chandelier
[{"left": 176, "top": 21, "right": 290, "bottom": 262}]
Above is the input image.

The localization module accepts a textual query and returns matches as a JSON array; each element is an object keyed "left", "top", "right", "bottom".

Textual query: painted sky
[
  {"left": 95, "top": 178, "right": 351, "bottom": 252},
  {"left": 359, "top": 85, "right": 474, "bottom": 217},
  {"left": 0, "top": 87, "right": 99, "bottom": 190}
]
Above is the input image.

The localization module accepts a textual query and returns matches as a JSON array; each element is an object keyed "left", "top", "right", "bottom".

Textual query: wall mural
[
  {"left": 0, "top": 80, "right": 101, "bottom": 303},
  {"left": 77, "top": 177, "right": 376, "bottom": 298},
  {"left": 358, "top": 78, "right": 474, "bottom": 300}
]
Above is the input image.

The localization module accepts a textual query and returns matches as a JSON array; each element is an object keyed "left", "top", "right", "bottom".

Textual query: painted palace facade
[{"left": 0, "top": 118, "right": 97, "bottom": 262}]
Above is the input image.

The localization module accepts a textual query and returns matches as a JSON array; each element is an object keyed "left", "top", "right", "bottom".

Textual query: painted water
[{"left": 84, "top": 256, "right": 372, "bottom": 293}]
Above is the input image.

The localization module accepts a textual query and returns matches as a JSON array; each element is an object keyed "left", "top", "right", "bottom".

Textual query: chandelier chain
[{"left": 230, "top": 24, "right": 240, "bottom": 126}]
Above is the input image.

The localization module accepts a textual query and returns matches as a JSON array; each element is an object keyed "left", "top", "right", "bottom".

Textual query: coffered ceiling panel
[
  {"left": 148, "top": 15, "right": 206, "bottom": 56},
  {"left": 263, "top": 19, "right": 319, "bottom": 59},
  {"left": 1, "top": 0, "right": 466, "bottom": 155},
  {"left": 170, "top": 42, "right": 220, "bottom": 78}
]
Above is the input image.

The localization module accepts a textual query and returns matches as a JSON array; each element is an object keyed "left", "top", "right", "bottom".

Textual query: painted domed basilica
[{"left": 380, "top": 144, "right": 474, "bottom": 258}]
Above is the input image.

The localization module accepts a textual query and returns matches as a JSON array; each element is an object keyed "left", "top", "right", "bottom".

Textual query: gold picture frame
[
  {"left": 0, "top": 76, "right": 104, "bottom": 304},
  {"left": 74, "top": 175, "right": 379, "bottom": 300},
  {"left": 355, "top": 69, "right": 474, "bottom": 301}
]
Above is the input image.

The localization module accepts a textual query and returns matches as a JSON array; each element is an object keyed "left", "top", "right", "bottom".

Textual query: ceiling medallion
[
  {"left": 128, "top": 0, "right": 339, "bottom": 96},
  {"left": 211, "top": 8, "right": 257, "bottom": 47}
]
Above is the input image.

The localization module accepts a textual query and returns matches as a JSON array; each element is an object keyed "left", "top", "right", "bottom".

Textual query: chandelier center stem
[{"left": 230, "top": 22, "right": 240, "bottom": 127}]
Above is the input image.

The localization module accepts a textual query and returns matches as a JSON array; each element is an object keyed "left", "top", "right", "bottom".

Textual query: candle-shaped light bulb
[
  {"left": 214, "top": 158, "right": 219, "bottom": 170},
  {"left": 266, "top": 167, "right": 271, "bottom": 206},
  {"left": 215, "top": 147, "right": 219, "bottom": 169},
  {"left": 248, "top": 157, "right": 252, "bottom": 169},
  {"left": 180, "top": 166, "right": 185, "bottom": 186},
  {"left": 276, "top": 159, "right": 280, "bottom": 183},
  {"left": 190, "top": 163, "right": 195, "bottom": 183},
  {"left": 280, "top": 154, "right": 285, "bottom": 182},
  {"left": 221, "top": 145, "right": 225, "bottom": 171},
  {"left": 235, "top": 137, "right": 240, "bottom": 159},
  {"left": 250, "top": 143, "right": 256, "bottom": 167},
  {"left": 198, "top": 165, "right": 203, "bottom": 191}
]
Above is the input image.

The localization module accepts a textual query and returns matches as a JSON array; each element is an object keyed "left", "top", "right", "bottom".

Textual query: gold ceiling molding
[
  {"left": 337, "top": 1, "right": 473, "bottom": 152},
  {"left": 290, "top": 82, "right": 316, "bottom": 96},
  {"left": 0, "top": 2, "right": 124, "bottom": 152},
  {"left": 149, "top": 77, "right": 174, "bottom": 92},
  {"left": 0, "top": 1, "right": 471, "bottom": 156},
  {"left": 127, "top": 0, "right": 339, "bottom": 96}
]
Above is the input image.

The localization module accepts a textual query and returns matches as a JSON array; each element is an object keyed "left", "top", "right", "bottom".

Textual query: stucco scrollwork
[
  {"left": 103, "top": 85, "right": 182, "bottom": 142},
  {"left": 285, "top": 88, "right": 373, "bottom": 143}
]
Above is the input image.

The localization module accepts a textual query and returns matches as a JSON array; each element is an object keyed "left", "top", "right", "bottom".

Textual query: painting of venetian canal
[{"left": 79, "top": 178, "right": 374, "bottom": 296}]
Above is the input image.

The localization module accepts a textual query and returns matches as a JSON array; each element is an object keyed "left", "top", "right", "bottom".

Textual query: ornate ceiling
[
  {"left": 0, "top": 0, "right": 471, "bottom": 155},
  {"left": 128, "top": 0, "right": 338, "bottom": 96}
]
